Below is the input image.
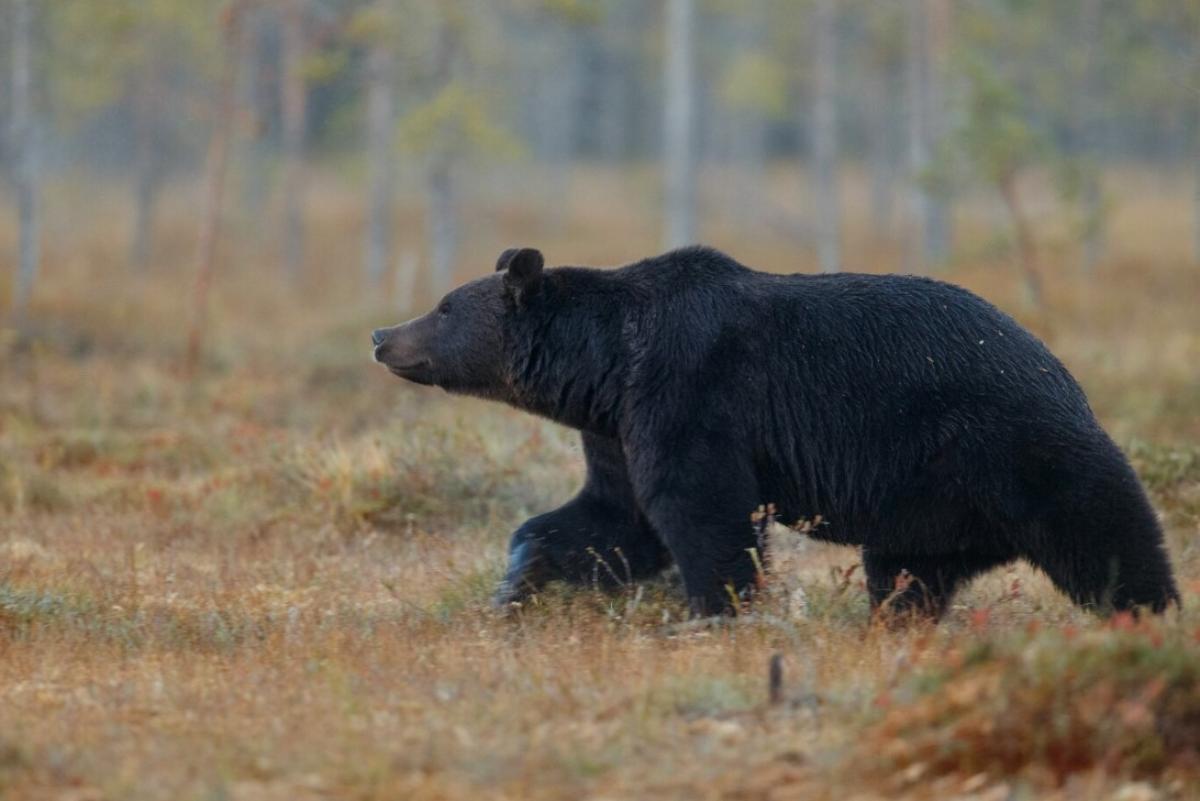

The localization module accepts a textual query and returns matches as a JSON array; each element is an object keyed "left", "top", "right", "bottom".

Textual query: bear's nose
[{"left": 371, "top": 328, "right": 388, "bottom": 347}]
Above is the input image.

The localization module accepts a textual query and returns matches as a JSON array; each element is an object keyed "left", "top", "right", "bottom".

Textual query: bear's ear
[
  {"left": 494, "top": 248, "right": 520, "bottom": 272},
  {"left": 500, "top": 247, "right": 544, "bottom": 305}
]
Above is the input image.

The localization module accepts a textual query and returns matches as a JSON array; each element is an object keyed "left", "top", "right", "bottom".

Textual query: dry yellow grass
[{"left": 1, "top": 167, "right": 1199, "bottom": 800}]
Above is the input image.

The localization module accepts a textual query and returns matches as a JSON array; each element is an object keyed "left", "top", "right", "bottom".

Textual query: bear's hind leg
[
  {"left": 1019, "top": 447, "right": 1180, "bottom": 615},
  {"left": 1029, "top": 534, "right": 1179, "bottom": 614},
  {"left": 864, "top": 549, "right": 1015, "bottom": 621}
]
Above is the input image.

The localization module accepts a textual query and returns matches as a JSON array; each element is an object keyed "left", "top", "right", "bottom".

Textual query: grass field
[{"left": 2, "top": 169, "right": 1200, "bottom": 800}]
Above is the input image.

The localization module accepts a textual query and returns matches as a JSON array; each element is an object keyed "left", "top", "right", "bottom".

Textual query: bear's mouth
[{"left": 386, "top": 360, "right": 434, "bottom": 385}]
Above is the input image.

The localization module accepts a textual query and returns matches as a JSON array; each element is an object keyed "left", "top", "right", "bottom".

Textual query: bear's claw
[{"left": 492, "top": 540, "right": 549, "bottom": 609}]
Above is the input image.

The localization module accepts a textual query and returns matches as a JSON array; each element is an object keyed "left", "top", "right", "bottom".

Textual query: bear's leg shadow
[
  {"left": 864, "top": 549, "right": 1016, "bottom": 620},
  {"left": 494, "top": 433, "right": 669, "bottom": 607}
]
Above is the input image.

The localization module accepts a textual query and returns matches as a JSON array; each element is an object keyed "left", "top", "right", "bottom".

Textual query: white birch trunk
[
  {"left": 1079, "top": 0, "right": 1104, "bottom": 273},
  {"left": 280, "top": 0, "right": 307, "bottom": 282},
  {"left": 812, "top": 0, "right": 841, "bottom": 273},
  {"left": 364, "top": 8, "right": 397, "bottom": 291},
  {"left": 866, "top": 59, "right": 897, "bottom": 238},
  {"left": 186, "top": 3, "right": 245, "bottom": 372},
  {"left": 924, "top": 0, "right": 951, "bottom": 266},
  {"left": 130, "top": 63, "right": 165, "bottom": 273},
  {"left": 10, "top": 0, "right": 40, "bottom": 319},
  {"left": 663, "top": 0, "right": 696, "bottom": 249},
  {"left": 905, "top": 0, "right": 930, "bottom": 273},
  {"left": 427, "top": 161, "right": 457, "bottom": 298},
  {"left": 1193, "top": 29, "right": 1200, "bottom": 266},
  {"left": 1194, "top": 140, "right": 1200, "bottom": 266}
]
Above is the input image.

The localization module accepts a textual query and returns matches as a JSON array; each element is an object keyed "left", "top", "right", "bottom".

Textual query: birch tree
[
  {"left": 279, "top": 0, "right": 307, "bottom": 282},
  {"left": 48, "top": 1, "right": 224, "bottom": 280},
  {"left": 1192, "top": 10, "right": 1200, "bottom": 266},
  {"left": 425, "top": 23, "right": 459, "bottom": 298},
  {"left": 862, "top": 4, "right": 904, "bottom": 239},
  {"left": 186, "top": 1, "right": 246, "bottom": 372},
  {"left": 904, "top": 0, "right": 951, "bottom": 271},
  {"left": 1077, "top": 0, "right": 1105, "bottom": 273},
  {"left": 10, "top": 0, "right": 40, "bottom": 319},
  {"left": 925, "top": 0, "right": 951, "bottom": 264},
  {"left": 397, "top": 2, "right": 518, "bottom": 298},
  {"left": 812, "top": 0, "right": 841, "bottom": 273},
  {"left": 716, "top": 6, "right": 785, "bottom": 227},
  {"left": 956, "top": 59, "right": 1045, "bottom": 306},
  {"left": 357, "top": 0, "right": 399, "bottom": 290},
  {"left": 662, "top": 0, "right": 697, "bottom": 249},
  {"left": 1191, "top": 16, "right": 1200, "bottom": 268}
]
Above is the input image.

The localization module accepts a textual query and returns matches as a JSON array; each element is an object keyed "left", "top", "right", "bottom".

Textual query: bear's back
[{"left": 609, "top": 247, "right": 1090, "bottom": 425}]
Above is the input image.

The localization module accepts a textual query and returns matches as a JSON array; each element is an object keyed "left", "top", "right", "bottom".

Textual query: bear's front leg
[
  {"left": 493, "top": 499, "right": 667, "bottom": 606},
  {"left": 494, "top": 433, "right": 670, "bottom": 607},
  {"left": 627, "top": 441, "right": 761, "bottom": 616}
]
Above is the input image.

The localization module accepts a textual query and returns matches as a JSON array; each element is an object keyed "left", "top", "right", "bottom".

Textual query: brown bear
[{"left": 373, "top": 246, "right": 1179, "bottom": 617}]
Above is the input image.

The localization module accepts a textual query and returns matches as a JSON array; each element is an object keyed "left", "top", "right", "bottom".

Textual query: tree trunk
[
  {"left": 727, "top": 10, "right": 765, "bottom": 226},
  {"left": 867, "top": 65, "right": 896, "bottom": 239},
  {"left": 130, "top": 64, "right": 165, "bottom": 272},
  {"left": 426, "top": 159, "right": 457, "bottom": 298},
  {"left": 812, "top": 0, "right": 840, "bottom": 273},
  {"left": 662, "top": 0, "right": 697, "bottom": 249},
  {"left": 1194, "top": 137, "right": 1200, "bottom": 266},
  {"left": 131, "top": 159, "right": 162, "bottom": 273},
  {"left": 597, "top": 4, "right": 634, "bottom": 162},
  {"left": 731, "top": 114, "right": 765, "bottom": 226},
  {"left": 186, "top": 3, "right": 245, "bottom": 374},
  {"left": 364, "top": 5, "right": 397, "bottom": 291},
  {"left": 998, "top": 173, "right": 1042, "bottom": 308},
  {"left": 904, "top": 0, "right": 929, "bottom": 274},
  {"left": 924, "top": 0, "right": 951, "bottom": 266},
  {"left": 905, "top": 0, "right": 951, "bottom": 272},
  {"left": 239, "top": 8, "right": 273, "bottom": 244},
  {"left": 10, "top": 0, "right": 40, "bottom": 320},
  {"left": 280, "top": 0, "right": 307, "bottom": 282},
  {"left": 423, "top": 17, "right": 459, "bottom": 299},
  {"left": 1194, "top": 33, "right": 1200, "bottom": 267},
  {"left": 532, "top": 20, "right": 581, "bottom": 231},
  {"left": 1082, "top": 169, "right": 1104, "bottom": 271},
  {"left": 1078, "top": 0, "right": 1104, "bottom": 273},
  {"left": 394, "top": 249, "right": 417, "bottom": 315}
]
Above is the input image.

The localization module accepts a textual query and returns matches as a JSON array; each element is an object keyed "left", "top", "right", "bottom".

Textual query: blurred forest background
[
  {"left": 4, "top": 3, "right": 1200, "bottom": 799},
  {"left": 2, "top": 0, "right": 1199, "bottom": 333}
]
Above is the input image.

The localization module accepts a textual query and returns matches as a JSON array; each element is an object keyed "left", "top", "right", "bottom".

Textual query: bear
[{"left": 372, "top": 245, "right": 1180, "bottom": 618}]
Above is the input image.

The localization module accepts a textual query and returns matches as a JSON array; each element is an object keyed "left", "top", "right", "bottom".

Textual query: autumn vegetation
[
  {"left": 4, "top": 0, "right": 1200, "bottom": 798},
  {"left": 1, "top": 167, "right": 1199, "bottom": 800}
]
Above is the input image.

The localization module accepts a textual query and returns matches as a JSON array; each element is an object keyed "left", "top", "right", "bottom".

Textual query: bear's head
[{"left": 372, "top": 247, "right": 546, "bottom": 401}]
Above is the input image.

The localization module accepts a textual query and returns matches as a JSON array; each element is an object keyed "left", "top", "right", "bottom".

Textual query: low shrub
[{"left": 864, "top": 625, "right": 1200, "bottom": 784}]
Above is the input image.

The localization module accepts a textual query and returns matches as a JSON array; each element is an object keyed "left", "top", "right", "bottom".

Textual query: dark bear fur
[{"left": 373, "top": 246, "right": 1179, "bottom": 617}]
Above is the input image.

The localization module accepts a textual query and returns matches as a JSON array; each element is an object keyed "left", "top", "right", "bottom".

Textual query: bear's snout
[
  {"left": 372, "top": 322, "right": 437, "bottom": 386},
  {"left": 371, "top": 327, "right": 396, "bottom": 364}
]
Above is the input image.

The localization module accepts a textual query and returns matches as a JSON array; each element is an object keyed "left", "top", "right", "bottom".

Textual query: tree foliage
[{"left": 49, "top": 0, "right": 220, "bottom": 122}]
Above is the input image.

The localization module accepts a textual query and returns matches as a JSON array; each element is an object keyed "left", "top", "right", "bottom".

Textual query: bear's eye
[{"left": 438, "top": 302, "right": 451, "bottom": 316}]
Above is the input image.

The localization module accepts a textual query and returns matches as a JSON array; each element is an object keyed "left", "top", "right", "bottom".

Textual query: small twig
[
  {"left": 613, "top": 546, "right": 633, "bottom": 586},
  {"left": 586, "top": 546, "right": 626, "bottom": 588},
  {"left": 624, "top": 584, "right": 645, "bottom": 619},
  {"left": 768, "top": 653, "right": 785, "bottom": 706}
]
